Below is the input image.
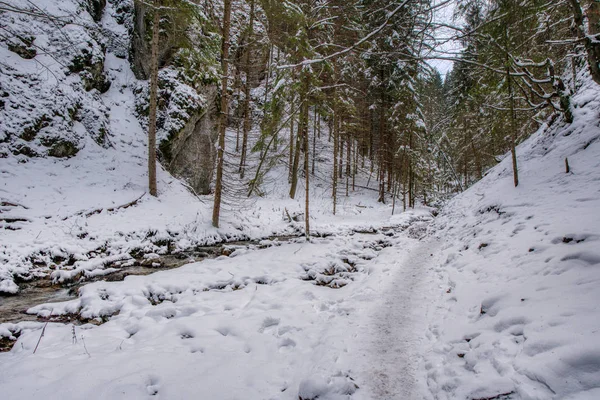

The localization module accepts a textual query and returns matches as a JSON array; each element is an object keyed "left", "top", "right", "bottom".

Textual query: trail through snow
[{"left": 359, "top": 238, "right": 440, "bottom": 399}]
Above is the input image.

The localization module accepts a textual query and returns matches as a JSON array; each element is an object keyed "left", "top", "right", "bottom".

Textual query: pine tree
[{"left": 212, "top": 0, "right": 233, "bottom": 228}]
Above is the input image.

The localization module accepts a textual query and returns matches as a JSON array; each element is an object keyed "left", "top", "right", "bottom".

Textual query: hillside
[{"left": 423, "top": 75, "right": 600, "bottom": 400}]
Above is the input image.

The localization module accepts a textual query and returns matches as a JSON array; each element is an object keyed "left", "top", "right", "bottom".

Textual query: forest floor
[
  {"left": 0, "top": 210, "right": 438, "bottom": 400},
  {"left": 1, "top": 3, "right": 599, "bottom": 395},
  {"left": 2, "top": 75, "right": 600, "bottom": 399}
]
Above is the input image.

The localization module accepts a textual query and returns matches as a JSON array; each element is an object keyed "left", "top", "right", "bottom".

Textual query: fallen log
[{"left": 62, "top": 193, "right": 146, "bottom": 221}]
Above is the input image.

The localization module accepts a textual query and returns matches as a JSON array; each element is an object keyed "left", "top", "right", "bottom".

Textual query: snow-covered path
[{"left": 359, "top": 238, "right": 439, "bottom": 399}]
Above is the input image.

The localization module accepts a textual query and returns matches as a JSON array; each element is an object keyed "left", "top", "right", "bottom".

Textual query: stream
[
  {"left": 0, "top": 219, "right": 426, "bottom": 335},
  {"left": 0, "top": 236, "right": 302, "bottom": 325}
]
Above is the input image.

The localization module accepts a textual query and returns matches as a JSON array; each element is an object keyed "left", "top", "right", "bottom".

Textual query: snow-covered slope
[
  {"left": 0, "top": 0, "right": 397, "bottom": 294},
  {"left": 424, "top": 75, "right": 600, "bottom": 399}
]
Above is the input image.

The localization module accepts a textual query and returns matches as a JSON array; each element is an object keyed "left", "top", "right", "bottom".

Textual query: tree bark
[
  {"left": 290, "top": 73, "right": 309, "bottom": 199},
  {"left": 338, "top": 130, "right": 344, "bottom": 179},
  {"left": 571, "top": 0, "right": 600, "bottom": 85},
  {"left": 289, "top": 121, "right": 302, "bottom": 199},
  {"left": 346, "top": 133, "right": 351, "bottom": 196},
  {"left": 304, "top": 97, "right": 310, "bottom": 240},
  {"left": 147, "top": 0, "right": 161, "bottom": 197},
  {"left": 288, "top": 95, "right": 295, "bottom": 182},
  {"left": 332, "top": 85, "right": 339, "bottom": 215},
  {"left": 378, "top": 69, "right": 386, "bottom": 203},
  {"left": 263, "top": 43, "right": 273, "bottom": 106},
  {"left": 312, "top": 107, "right": 317, "bottom": 175},
  {"left": 353, "top": 139, "right": 357, "bottom": 191},
  {"left": 507, "top": 63, "right": 519, "bottom": 187},
  {"left": 408, "top": 131, "right": 414, "bottom": 207},
  {"left": 212, "top": 0, "right": 232, "bottom": 228},
  {"left": 239, "top": 0, "right": 255, "bottom": 179}
]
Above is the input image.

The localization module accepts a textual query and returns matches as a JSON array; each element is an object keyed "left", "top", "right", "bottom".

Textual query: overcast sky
[{"left": 427, "top": 0, "right": 462, "bottom": 78}]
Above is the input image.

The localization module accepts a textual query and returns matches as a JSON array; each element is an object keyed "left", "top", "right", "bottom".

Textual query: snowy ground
[
  {"left": 3, "top": 73, "right": 600, "bottom": 398},
  {"left": 0, "top": 210, "right": 436, "bottom": 399},
  {"left": 2, "top": 2, "right": 600, "bottom": 399},
  {"left": 422, "top": 76, "right": 600, "bottom": 400}
]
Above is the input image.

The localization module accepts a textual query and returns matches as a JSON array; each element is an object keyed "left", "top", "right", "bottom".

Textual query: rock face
[
  {"left": 130, "top": 1, "right": 219, "bottom": 195},
  {"left": 130, "top": 1, "right": 176, "bottom": 80},
  {"left": 0, "top": 0, "right": 112, "bottom": 160},
  {"left": 86, "top": 0, "right": 106, "bottom": 22},
  {"left": 165, "top": 86, "right": 219, "bottom": 195}
]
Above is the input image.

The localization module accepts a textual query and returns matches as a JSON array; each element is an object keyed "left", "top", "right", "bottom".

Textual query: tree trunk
[
  {"left": 332, "top": 85, "right": 339, "bottom": 214},
  {"left": 290, "top": 75, "right": 309, "bottom": 199},
  {"left": 304, "top": 97, "right": 310, "bottom": 240},
  {"left": 338, "top": 130, "right": 344, "bottom": 179},
  {"left": 353, "top": 139, "right": 357, "bottom": 191},
  {"left": 147, "top": 0, "right": 161, "bottom": 197},
  {"left": 392, "top": 175, "right": 399, "bottom": 215},
  {"left": 402, "top": 174, "right": 407, "bottom": 212},
  {"left": 369, "top": 108, "right": 374, "bottom": 162},
  {"left": 571, "top": 0, "right": 600, "bottom": 85},
  {"left": 263, "top": 43, "right": 273, "bottom": 106},
  {"left": 239, "top": 0, "right": 255, "bottom": 179},
  {"left": 288, "top": 96, "right": 295, "bottom": 182},
  {"left": 289, "top": 128, "right": 302, "bottom": 199},
  {"left": 212, "top": 0, "right": 232, "bottom": 228},
  {"left": 507, "top": 64, "right": 519, "bottom": 187},
  {"left": 378, "top": 70, "right": 386, "bottom": 203},
  {"left": 312, "top": 107, "right": 317, "bottom": 175},
  {"left": 346, "top": 133, "right": 351, "bottom": 196},
  {"left": 233, "top": 64, "right": 242, "bottom": 153},
  {"left": 408, "top": 131, "right": 414, "bottom": 207}
]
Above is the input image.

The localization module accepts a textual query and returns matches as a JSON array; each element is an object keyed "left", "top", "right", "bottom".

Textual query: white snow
[
  {"left": 1, "top": 1, "right": 600, "bottom": 399},
  {"left": 422, "top": 75, "right": 600, "bottom": 400},
  {"left": 0, "top": 210, "right": 435, "bottom": 399}
]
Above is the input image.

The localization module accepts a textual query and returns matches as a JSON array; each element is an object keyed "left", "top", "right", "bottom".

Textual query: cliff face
[
  {"left": 0, "top": 0, "right": 223, "bottom": 195},
  {"left": 164, "top": 85, "right": 219, "bottom": 196},
  {"left": 128, "top": 0, "right": 221, "bottom": 195},
  {"left": 0, "top": 0, "right": 113, "bottom": 159}
]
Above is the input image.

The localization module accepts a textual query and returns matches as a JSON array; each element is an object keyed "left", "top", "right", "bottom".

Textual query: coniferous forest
[{"left": 1, "top": 1, "right": 600, "bottom": 399}]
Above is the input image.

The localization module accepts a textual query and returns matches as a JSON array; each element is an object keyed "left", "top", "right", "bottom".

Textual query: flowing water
[{"left": 0, "top": 236, "right": 301, "bottom": 325}]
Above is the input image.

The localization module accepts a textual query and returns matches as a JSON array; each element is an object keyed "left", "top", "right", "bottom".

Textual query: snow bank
[{"left": 424, "top": 75, "right": 600, "bottom": 399}]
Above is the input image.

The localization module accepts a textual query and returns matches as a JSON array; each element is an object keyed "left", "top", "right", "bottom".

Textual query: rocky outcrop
[
  {"left": 129, "top": 1, "right": 220, "bottom": 195},
  {"left": 69, "top": 48, "right": 111, "bottom": 94},
  {"left": 163, "top": 86, "right": 219, "bottom": 195},
  {"left": 0, "top": 0, "right": 115, "bottom": 160},
  {"left": 130, "top": 2, "right": 176, "bottom": 80},
  {"left": 85, "top": 0, "right": 106, "bottom": 22}
]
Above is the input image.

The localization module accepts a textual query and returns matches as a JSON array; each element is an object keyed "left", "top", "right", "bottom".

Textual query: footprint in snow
[
  {"left": 146, "top": 376, "right": 160, "bottom": 396},
  {"left": 215, "top": 326, "right": 235, "bottom": 337},
  {"left": 259, "top": 316, "right": 280, "bottom": 333}
]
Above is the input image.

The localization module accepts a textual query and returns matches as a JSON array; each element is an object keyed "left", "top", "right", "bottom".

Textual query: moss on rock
[
  {"left": 45, "top": 139, "right": 79, "bottom": 158},
  {"left": 20, "top": 115, "right": 51, "bottom": 141}
]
